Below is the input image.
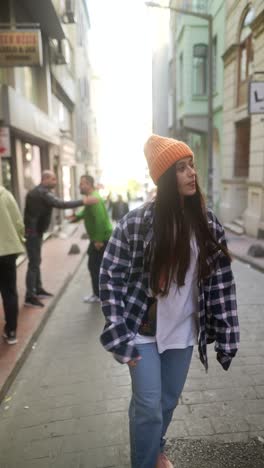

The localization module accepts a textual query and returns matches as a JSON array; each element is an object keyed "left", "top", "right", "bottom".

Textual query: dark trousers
[
  {"left": 25, "top": 235, "right": 43, "bottom": 298},
  {"left": 87, "top": 242, "right": 107, "bottom": 297},
  {"left": 0, "top": 255, "right": 19, "bottom": 332}
]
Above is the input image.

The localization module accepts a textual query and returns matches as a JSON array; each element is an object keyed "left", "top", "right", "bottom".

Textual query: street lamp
[{"left": 145, "top": 1, "right": 213, "bottom": 208}]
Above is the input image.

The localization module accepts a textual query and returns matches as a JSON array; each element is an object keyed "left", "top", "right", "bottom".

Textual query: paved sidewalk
[
  {"left": 0, "top": 224, "right": 88, "bottom": 401},
  {"left": 0, "top": 258, "right": 263, "bottom": 467},
  {"left": 226, "top": 231, "right": 264, "bottom": 273}
]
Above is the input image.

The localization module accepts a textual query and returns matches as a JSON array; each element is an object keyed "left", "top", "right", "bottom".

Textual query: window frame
[
  {"left": 192, "top": 43, "right": 208, "bottom": 97},
  {"left": 237, "top": 8, "right": 254, "bottom": 106}
]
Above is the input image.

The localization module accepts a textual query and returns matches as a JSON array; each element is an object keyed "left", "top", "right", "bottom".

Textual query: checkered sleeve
[
  {"left": 208, "top": 213, "right": 240, "bottom": 371},
  {"left": 99, "top": 220, "right": 139, "bottom": 364}
]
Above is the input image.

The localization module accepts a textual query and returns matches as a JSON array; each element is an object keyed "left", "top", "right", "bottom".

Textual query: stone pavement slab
[
  {"left": 0, "top": 259, "right": 263, "bottom": 467},
  {"left": 226, "top": 231, "right": 264, "bottom": 273}
]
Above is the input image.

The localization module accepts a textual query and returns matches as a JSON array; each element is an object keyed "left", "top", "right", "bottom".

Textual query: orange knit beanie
[{"left": 144, "top": 134, "right": 194, "bottom": 184}]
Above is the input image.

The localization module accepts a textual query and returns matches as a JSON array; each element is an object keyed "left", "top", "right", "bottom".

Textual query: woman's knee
[{"left": 133, "top": 391, "right": 162, "bottom": 422}]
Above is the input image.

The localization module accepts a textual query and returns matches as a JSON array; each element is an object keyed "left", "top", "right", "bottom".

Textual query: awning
[{"left": 23, "top": 0, "right": 65, "bottom": 40}]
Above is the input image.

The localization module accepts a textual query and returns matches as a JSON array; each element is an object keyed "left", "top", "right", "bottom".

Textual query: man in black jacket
[
  {"left": 24, "top": 170, "right": 84, "bottom": 308},
  {"left": 111, "top": 195, "right": 129, "bottom": 222}
]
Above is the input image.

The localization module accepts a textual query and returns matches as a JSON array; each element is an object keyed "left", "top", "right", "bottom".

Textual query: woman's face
[{"left": 175, "top": 156, "right": 196, "bottom": 197}]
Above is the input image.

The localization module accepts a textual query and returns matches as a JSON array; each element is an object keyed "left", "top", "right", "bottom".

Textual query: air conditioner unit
[{"left": 62, "top": 0, "right": 76, "bottom": 24}]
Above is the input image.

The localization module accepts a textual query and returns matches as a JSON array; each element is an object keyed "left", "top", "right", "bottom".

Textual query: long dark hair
[{"left": 146, "top": 163, "right": 231, "bottom": 296}]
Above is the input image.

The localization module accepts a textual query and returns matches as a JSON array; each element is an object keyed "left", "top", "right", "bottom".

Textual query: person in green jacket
[
  {"left": 71, "top": 175, "right": 112, "bottom": 303},
  {"left": 0, "top": 185, "right": 25, "bottom": 344}
]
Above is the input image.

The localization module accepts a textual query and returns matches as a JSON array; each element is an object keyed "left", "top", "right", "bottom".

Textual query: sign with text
[
  {"left": 0, "top": 127, "right": 11, "bottom": 158},
  {"left": 248, "top": 81, "right": 264, "bottom": 114},
  {"left": 0, "top": 29, "right": 43, "bottom": 66}
]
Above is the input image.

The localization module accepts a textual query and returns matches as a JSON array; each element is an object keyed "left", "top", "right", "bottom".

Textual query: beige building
[{"left": 221, "top": 0, "right": 264, "bottom": 237}]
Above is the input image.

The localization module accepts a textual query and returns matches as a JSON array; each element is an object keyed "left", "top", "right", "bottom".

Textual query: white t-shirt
[{"left": 134, "top": 235, "right": 199, "bottom": 350}]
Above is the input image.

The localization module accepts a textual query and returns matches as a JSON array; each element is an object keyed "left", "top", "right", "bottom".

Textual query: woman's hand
[{"left": 127, "top": 356, "right": 142, "bottom": 368}]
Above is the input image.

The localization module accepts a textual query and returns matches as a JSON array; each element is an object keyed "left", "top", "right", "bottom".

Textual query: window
[
  {"left": 182, "top": 1, "right": 190, "bottom": 9},
  {"left": 52, "top": 94, "right": 73, "bottom": 135},
  {"left": 234, "top": 119, "right": 250, "bottom": 177},
  {"left": 0, "top": 68, "right": 8, "bottom": 85},
  {"left": 192, "top": 0, "right": 207, "bottom": 13},
  {"left": 237, "top": 8, "right": 254, "bottom": 106},
  {"left": 77, "top": 4, "right": 87, "bottom": 47},
  {"left": 212, "top": 36, "right": 217, "bottom": 93},
  {"left": 192, "top": 44, "right": 208, "bottom": 96},
  {"left": 15, "top": 67, "right": 39, "bottom": 106}
]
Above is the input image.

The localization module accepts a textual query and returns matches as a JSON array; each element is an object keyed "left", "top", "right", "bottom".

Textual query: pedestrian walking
[
  {"left": 99, "top": 135, "right": 240, "bottom": 468},
  {"left": 24, "top": 170, "right": 85, "bottom": 308},
  {"left": 71, "top": 175, "right": 112, "bottom": 303},
  {"left": 111, "top": 194, "right": 129, "bottom": 222},
  {"left": 0, "top": 185, "right": 25, "bottom": 344}
]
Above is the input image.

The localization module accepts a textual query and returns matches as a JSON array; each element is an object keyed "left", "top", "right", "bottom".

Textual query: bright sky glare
[{"left": 88, "top": 0, "right": 153, "bottom": 189}]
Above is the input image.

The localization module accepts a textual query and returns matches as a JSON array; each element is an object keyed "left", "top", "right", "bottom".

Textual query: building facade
[
  {"left": 151, "top": 7, "right": 170, "bottom": 137},
  {"left": 169, "top": 0, "right": 225, "bottom": 211},
  {"left": 73, "top": 0, "right": 100, "bottom": 188},
  {"left": 0, "top": 0, "right": 98, "bottom": 220},
  {"left": 221, "top": 0, "right": 264, "bottom": 238}
]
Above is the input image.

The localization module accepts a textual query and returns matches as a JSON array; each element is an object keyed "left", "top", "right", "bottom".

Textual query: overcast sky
[{"left": 87, "top": 0, "right": 153, "bottom": 188}]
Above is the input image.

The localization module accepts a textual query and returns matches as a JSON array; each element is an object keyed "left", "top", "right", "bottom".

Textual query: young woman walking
[{"left": 99, "top": 135, "right": 239, "bottom": 468}]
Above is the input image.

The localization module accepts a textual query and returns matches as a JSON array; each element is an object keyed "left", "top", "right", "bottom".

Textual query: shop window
[
  {"left": 234, "top": 119, "right": 250, "bottom": 177},
  {"left": 62, "top": 165, "right": 72, "bottom": 201},
  {"left": 1, "top": 158, "right": 13, "bottom": 192},
  {"left": 237, "top": 8, "right": 254, "bottom": 107},
  {"left": 23, "top": 143, "right": 41, "bottom": 191},
  {"left": 192, "top": 44, "right": 208, "bottom": 96}
]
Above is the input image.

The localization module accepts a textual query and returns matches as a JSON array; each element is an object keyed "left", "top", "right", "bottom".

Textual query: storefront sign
[
  {"left": 0, "top": 127, "right": 11, "bottom": 157},
  {"left": 0, "top": 29, "right": 43, "bottom": 66},
  {"left": 248, "top": 81, "right": 264, "bottom": 114}
]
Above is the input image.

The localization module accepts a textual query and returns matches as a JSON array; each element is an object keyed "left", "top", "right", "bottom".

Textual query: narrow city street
[{"left": 0, "top": 258, "right": 264, "bottom": 468}]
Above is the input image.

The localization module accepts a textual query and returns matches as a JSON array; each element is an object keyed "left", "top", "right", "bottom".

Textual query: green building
[{"left": 169, "top": 0, "right": 225, "bottom": 213}]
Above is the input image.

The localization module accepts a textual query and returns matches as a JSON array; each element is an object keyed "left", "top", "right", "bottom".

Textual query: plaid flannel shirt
[{"left": 99, "top": 201, "right": 239, "bottom": 371}]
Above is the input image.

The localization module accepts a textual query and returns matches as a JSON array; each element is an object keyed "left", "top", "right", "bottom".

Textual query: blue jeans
[{"left": 129, "top": 344, "right": 193, "bottom": 468}]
